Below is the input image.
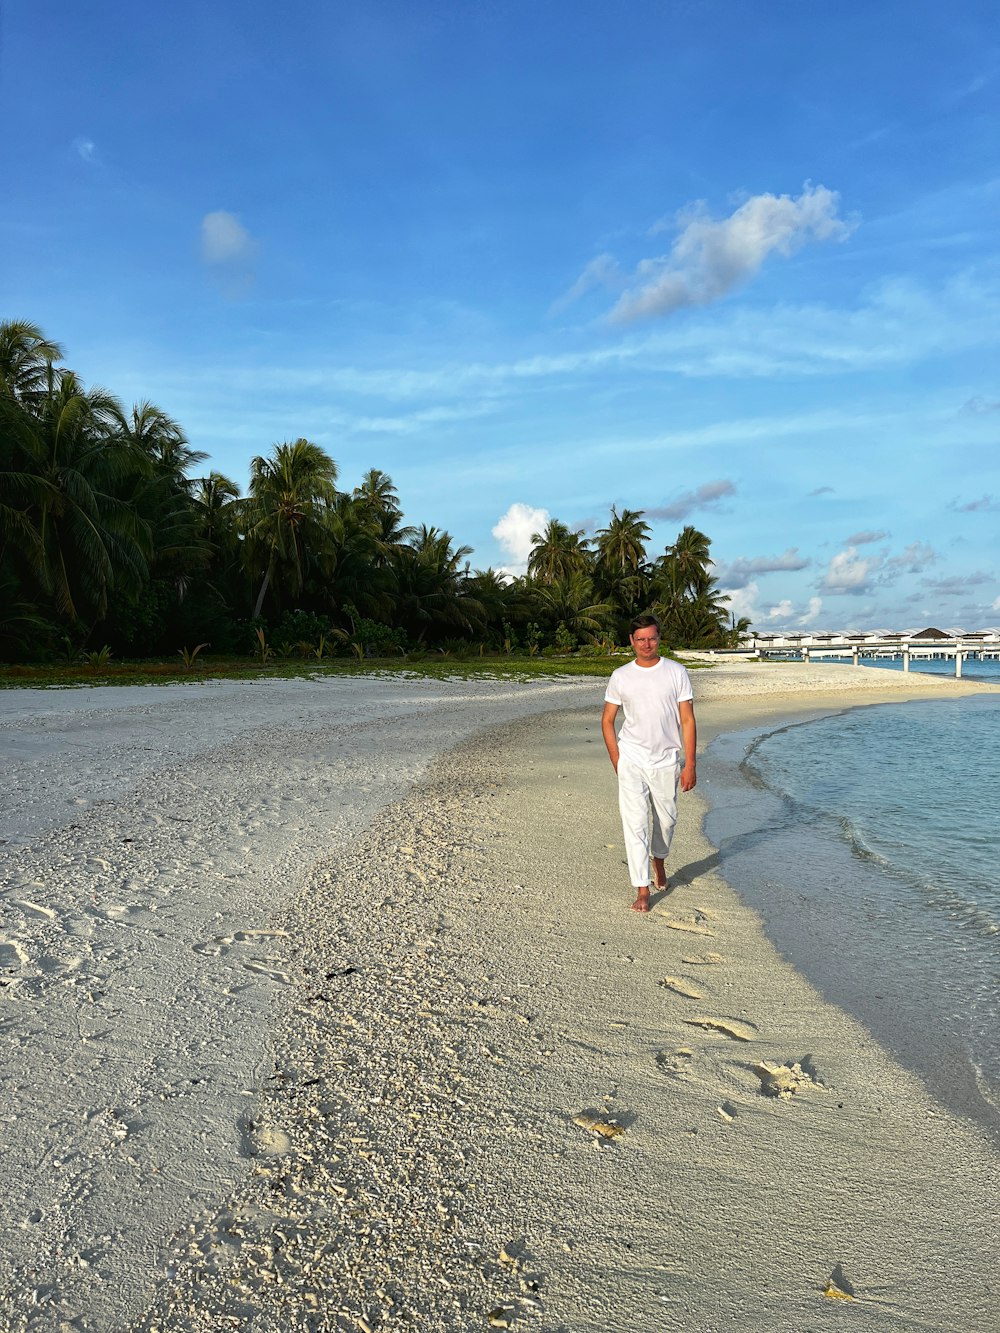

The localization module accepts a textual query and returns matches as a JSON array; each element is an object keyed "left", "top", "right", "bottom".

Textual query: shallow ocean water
[{"left": 703, "top": 693, "right": 1000, "bottom": 1145}]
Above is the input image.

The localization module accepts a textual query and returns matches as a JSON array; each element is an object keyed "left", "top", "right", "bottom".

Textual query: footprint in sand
[
  {"left": 659, "top": 917, "right": 716, "bottom": 937},
  {"left": 99, "top": 903, "right": 160, "bottom": 928},
  {"left": 655, "top": 1047, "right": 694, "bottom": 1079},
  {"left": 658, "top": 976, "right": 704, "bottom": 1000},
  {"left": 10, "top": 898, "right": 57, "bottom": 922},
  {"left": 682, "top": 952, "right": 725, "bottom": 966},
  {"left": 683, "top": 1016, "right": 756, "bottom": 1043},
  {"left": 716, "top": 1101, "right": 739, "bottom": 1123},
  {"left": 0, "top": 938, "right": 30, "bottom": 971},
  {"left": 194, "top": 929, "right": 288, "bottom": 958},
  {"left": 242, "top": 959, "right": 292, "bottom": 985}
]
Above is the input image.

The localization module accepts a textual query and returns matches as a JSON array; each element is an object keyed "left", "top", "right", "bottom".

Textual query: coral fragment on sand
[
  {"left": 751, "top": 1060, "right": 821, "bottom": 1099},
  {"left": 823, "top": 1280, "right": 854, "bottom": 1301},
  {"left": 572, "top": 1112, "right": 625, "bottom": 1139}
]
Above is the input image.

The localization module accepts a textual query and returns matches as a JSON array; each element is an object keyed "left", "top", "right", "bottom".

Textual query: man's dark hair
[{"left": 629, "top": 614, "right": 661, "bottom": 636}]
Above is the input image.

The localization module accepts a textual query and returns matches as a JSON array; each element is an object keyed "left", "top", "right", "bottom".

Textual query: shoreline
[
  {"left": 2, "top": 664, "right": 998, "bottom": 1330},
  {"left": 701, "top": 692, "right": 1000, "bottom": 1147}
]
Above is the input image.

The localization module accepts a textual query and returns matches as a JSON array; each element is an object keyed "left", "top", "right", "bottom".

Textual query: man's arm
[
  {"left": 679, "top": 699, "right": 697, "bottom": 791},
  {"left": 601, "top": 701, "right": 620, "bottom": 772}
]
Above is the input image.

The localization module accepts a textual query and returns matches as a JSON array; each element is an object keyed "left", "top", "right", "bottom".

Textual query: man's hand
[
  {"left": 679, "top": 700, "right": 697, "bottom": 791},
  {"left": 601, "top": 701, "right": 620, "bottom": 772}
]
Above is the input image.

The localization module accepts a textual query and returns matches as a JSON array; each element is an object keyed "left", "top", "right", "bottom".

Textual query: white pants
[{"left": 617, "top": 756, "right": 679, "bottom": 888}]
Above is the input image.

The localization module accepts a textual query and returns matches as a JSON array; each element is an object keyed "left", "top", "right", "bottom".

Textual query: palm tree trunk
[{"left": 253, "top": 559, "right": 273, "bottom": 620}]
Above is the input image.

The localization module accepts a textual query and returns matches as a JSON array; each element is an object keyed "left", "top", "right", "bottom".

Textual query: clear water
[
  {"left": 703, "top": 694, "right": 1000, "bottom": 1146},
  {"left": 813, "top": 654, "right": 1000, "bottom": 684}
]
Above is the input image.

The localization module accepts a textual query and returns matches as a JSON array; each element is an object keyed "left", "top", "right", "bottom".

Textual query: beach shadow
[{"left": 663, "top": 849, "right": 722, "bottom": 892}]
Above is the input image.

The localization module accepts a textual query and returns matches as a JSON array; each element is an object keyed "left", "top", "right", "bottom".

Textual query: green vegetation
[
  {"left": 1, "top": 320, "right": 751, "bottom": 669},
  {"left": 0, "top": 651, "right": 721, "bottom": 691}
]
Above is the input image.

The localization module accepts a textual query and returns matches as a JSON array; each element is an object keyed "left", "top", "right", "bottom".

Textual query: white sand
[{"left": 1, "top": 663, "right": 997, "bottom": 1331}]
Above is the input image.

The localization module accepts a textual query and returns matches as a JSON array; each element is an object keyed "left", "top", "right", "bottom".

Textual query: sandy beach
[{"left": 2, "top": 662, "right": 998, "bottom": 1331}]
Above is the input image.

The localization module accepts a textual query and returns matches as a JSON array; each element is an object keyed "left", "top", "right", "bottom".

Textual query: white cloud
[
  {"left": 887, "top": 541, "right": 938, "bottom": 572},
  {"left": 492, "top": 503, "right": 549, "bottom": 576},
  {"left": 597, "top": 184, "right": 855, "bottom": 325},
  {"left": 798, "top": 596, "right": 823, "bottom": 625},
  {"left": 647, "top": 479, "right": 736, "bottom": 523},
  {"left": 767, "top": 599, "right": 794, "bottom": 621},
  {"left": 846, "top": 529, "right": 889, "bottom": 545},
  {"left": 992, "top": 596, "right": 1000, "bottom": 612},
  {"left": 820, "top": 546, "right": 883, "bottom": 594},
  {"left": 718, "top": 582, "right": 760, "bottom": 622},
  {"left": 201, "top": 211, "right": 257, "bottom": 265},
  {"left": 72, "top": 136, "right": 98, "bottom": 164},
  {"left": 713, "top": 546, "right": 809, "bottom": 589}
]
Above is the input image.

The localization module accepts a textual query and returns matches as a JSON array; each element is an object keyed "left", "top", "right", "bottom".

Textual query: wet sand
[{"left": 1, "top": 664, "right": 998, "bottom": 1330}]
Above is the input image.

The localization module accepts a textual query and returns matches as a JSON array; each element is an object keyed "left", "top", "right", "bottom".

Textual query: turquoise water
[
  {"left": 703, "top": 694, "right": 1000, "bottom": 1145},
  {"left": 815, "top": 654, "right": 1000, "bottom": 683}
]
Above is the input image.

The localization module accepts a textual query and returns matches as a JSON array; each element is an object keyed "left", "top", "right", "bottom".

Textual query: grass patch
[{"left": 0, "top": 651, "right": 717, "bottom": 690}]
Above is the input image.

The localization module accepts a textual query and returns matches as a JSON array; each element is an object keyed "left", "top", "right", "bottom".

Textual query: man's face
[{"left": 630, "top": 627, "right": 660, "bottom": 664}]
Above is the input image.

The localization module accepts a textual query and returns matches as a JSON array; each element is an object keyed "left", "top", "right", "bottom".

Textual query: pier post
[
  {"left": 956, "top": 649, "right": 963, "bottom": 679},
  {"left": 852, "top": 646, "right": 859, "bottom": 667},
  {"left": 902, "top": 643, "right": 910, "bottom": 674}
]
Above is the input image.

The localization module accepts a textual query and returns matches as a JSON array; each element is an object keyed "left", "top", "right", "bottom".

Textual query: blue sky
[{"left": 5, "top": 0, "right": 999, "bottom": 630}]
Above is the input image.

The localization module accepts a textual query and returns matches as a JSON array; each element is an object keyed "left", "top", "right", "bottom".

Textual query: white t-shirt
[{"left": 604, "top": 657, "right": 694, "bottom": 769}]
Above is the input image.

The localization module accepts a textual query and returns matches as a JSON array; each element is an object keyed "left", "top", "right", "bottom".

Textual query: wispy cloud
[
  {"left": 922, "top": 571, "right": 993, "bottom": 594},
  {"left": 559, "top": 184, "right": 856, "bottom": 325},
  {"left": 809, "top": 485, "right": 835, "bottom": 497},
  {"left": 949, "top": 494, "right": 999, "bottom": 512},
  {"left": 201, "top": 211, "right": 257, "bottom": 266},
  {"left": 798, "top": 596, "right": 823, "bottom": 626},
  {"left": 549, "top": 254, "right": 622, "bottom": 316},
  {"left": 177, "top": 268, "right": 1000, "bottom": 409},
  {"left": 646, "top": 479, "right": 736, "bottom": 523},
  {"left": 200, "top": 211, "right": 259, "bottom": 299},
  {"left": 72, "top": 136, "right": 99, "bottom": 164},
  {"left": 846, "top": 529, "right": 889, "bottom": 545},
  {"left": 887, "top": 541, "right": 937, "bottom": 572},
  {"left": 714, "top": 547, "right": 810, "bottom": 589}
]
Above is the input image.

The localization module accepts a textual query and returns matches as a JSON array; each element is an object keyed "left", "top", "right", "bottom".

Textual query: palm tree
[
  {"left": 665, "top": 525, "right": 713, "bottom": 595},
  {"left": 241, "top": 438, "right": 339, "bottom": 618},
  {"left": 0, "top": 320, "right": 63, "bottom": 407},
  {"left": 527, "top": 519, "right": 592, "bottom": 584},
  {"left": 594, "top": 506, "right": 652, "bottom": 634},
  {"left": 116, "top": 402, "right": 211, "bottom": 594},
  {"left": 353, "top": 467, "right": 399, "bottom": 514},
  {"left": 595, "top": 507, "right": 650, "bottom": 574},
  {"left": 323, "top": 492, "right": 397, "bottom": 623},
  {"left": 392, "top": 526, "right": 484, "bottom": 642},
  {"left": 351, "top": 468, "right": 414, "bottom": 564},
  {"left": 194, "top": 472, "right": 242, "bottom": 550},
  {"left": 531, "top": 572, "right": 614, "bottom": 643},
  {"left": 1, "top": 370, "right": 150, "bottom": 628}
]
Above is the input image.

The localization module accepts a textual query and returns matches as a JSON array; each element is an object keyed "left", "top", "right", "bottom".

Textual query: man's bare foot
[
  {"left": 631, "top": 886, "right": 651, "bottom": 913},
  {"left": 652, "top": 857, "right": 669, "bottom": 891}
]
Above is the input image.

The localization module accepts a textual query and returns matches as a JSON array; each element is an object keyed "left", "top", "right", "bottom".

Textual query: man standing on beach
[{"left": 601, "top": 615, "right": 697, "bottom": 912}]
